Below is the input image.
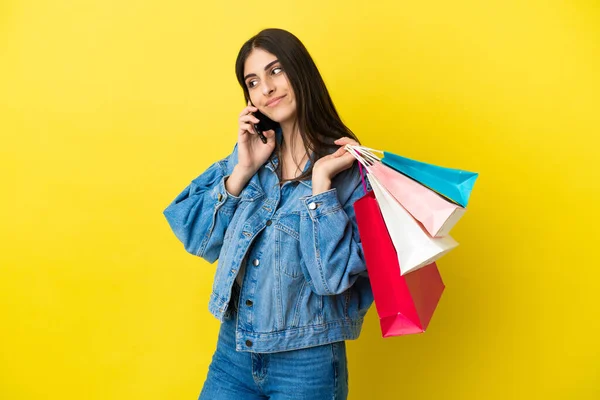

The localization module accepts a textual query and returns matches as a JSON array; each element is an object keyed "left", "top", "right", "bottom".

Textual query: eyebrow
[{"left": 244, "top": 59, "right": 280, "bottom": 81}]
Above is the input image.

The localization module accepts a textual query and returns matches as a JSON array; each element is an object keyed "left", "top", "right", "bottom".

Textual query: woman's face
[{"left": 243, "top": 48, "right": 296, "bottom": 124}]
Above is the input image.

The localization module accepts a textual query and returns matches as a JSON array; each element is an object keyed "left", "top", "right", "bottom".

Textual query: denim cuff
[
  {"left": 303, "top": 188, "right": 342, "bottom": 220},
  {"left": 212, "top": 175, "right": 241, "bottom": 216}
]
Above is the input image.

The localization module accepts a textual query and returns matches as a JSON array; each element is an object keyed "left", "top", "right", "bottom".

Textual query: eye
[
  {"left": 247, "top": 79, "right": 258, "bottom": 88},
  {"left": 272, "top": 67, "right": 283, "bottom": 75}
]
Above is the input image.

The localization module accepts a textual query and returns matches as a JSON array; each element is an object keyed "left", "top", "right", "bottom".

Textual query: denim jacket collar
[{"left": 265, "top": 126, "right": 313, "bottom": 189}]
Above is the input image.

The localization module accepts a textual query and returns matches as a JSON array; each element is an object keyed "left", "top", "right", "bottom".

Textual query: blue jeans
[{"left": 198, "top": 309, "right": 349, "bottom": 399}]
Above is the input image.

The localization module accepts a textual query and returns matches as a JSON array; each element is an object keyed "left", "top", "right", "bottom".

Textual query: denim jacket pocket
[{"left": 274, "top": 212, "right": 303, "bottom": 278}]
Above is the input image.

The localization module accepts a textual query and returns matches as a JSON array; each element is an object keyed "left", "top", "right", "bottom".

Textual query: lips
[{"left": 266, "top": 95, "right": 286, "bottom": 107}]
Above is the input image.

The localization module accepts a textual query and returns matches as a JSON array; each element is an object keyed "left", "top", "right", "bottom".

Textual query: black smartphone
[{"left": 252, "top": 109, "right": 279, "bottom": 144}]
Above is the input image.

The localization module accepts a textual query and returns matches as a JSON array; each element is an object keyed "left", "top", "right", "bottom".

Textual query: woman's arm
[
  {"left": 162, "top": 144, "right": 248, "bottom": 263},
  {"left": 298, "top": 165, "right": 369, "bottom": 295}
]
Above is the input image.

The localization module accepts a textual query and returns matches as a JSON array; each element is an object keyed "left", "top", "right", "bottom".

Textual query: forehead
[{"left": 244, "top": 48, "right": 278, "bottom": 75}]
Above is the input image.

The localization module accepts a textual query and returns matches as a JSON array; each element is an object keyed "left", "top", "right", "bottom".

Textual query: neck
[{"left": 279, "top": 119, "right": 306, "bottom": 160}]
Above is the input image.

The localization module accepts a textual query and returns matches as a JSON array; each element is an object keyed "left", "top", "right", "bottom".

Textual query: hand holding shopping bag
[
  {"left": 346, "top": 146, "right": 458, "bottom": 275},
  {"left": 346, "top": 145, "right": 467, "bottom": 237},
  {"left": 349, "top": 144, "right": 479, "bottom": 337}
]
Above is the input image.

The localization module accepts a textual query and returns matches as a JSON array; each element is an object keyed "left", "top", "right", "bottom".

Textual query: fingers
[
  {"left": 239, "top": 102, "right": 259, "bottom": 136},
  {"left": 240, "top": 122, "right": 257, "bottom": 135},
  {"left": 262, "top": 129, "right": 276, "bottom": 142},
  {"left": 240, "top": 114, "right": 260, "bottom": 124},
  {"left": 333, "top": 151, "right": 355, "bottom": 162},
  {"left": 332, "top": 137, "right": 359, "bottom": 157},
  {"left": 240, "top": 124, "right": 274, "bottom": 138},
  {"left": 334, "top": 137, "right": 359, "bottom": 147},
  {"left": 239, "top": 104, "right": 258, "bottom": 117}
]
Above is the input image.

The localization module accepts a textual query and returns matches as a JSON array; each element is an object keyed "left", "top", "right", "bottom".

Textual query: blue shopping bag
[{"left": 382, "top": 152, "right": 478, "bottom": 207}]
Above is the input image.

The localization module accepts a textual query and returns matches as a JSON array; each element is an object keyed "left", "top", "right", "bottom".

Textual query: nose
[{"left": 262, "top": 81, "right": 275, "bottom": 96}]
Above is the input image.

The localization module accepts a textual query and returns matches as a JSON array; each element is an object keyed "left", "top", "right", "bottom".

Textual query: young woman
[{"left": 163, "top": 28, "right": 373, "bottom": 400}]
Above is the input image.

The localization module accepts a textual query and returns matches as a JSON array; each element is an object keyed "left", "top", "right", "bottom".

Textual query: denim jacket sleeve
[
  {"left": 298, "top": 164, "right": 371, "bottom": 296},
  {"left": 162, "top": 144, "right": 240, "bottom": 263}
]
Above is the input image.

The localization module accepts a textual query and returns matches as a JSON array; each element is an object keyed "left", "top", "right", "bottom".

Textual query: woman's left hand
[{"left": 312, "top": 137, "right": 359, "bottom": 188}]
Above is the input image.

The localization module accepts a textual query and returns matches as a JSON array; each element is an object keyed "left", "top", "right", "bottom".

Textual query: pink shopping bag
[{"left": 371, "top": 162, "right": 465, "bottom": 237}]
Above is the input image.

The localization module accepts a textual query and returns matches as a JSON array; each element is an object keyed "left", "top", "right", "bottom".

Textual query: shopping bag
[
  {"left": 354, "top": 190, "right": 445, "bottom": 337},
  {"left": 371, "top": 162, "right": 465, "bottom": 237},
  {"left": 346, "top": 145, "right": 466, "bottom": 237},
  {"left": 369, "top": 174, "right": 458, "bottom": 274},
  {"left": 382, "top": 151, "right": 478, "bottom": 207}
]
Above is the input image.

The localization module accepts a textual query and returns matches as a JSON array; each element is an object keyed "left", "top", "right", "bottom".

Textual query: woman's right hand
[{"left": 236, "top": 100, "right": 277, "bottom": 175}]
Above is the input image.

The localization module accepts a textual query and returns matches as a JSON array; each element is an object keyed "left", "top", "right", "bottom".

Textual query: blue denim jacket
[{"left": 163, "top": 132, "right": 373, "bottom": 353}]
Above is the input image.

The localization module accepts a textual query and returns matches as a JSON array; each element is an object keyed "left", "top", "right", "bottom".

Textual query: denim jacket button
[
  {"left": 245, "top": 340, "right": 253, "bottom": 347},
  {"left": 217, "top": 193, "right": 223, "bottom": 202},
  {"left": 266, "top": 219, "right": 272, "bottom": 226},
  {"left": 308, "top": 202, "right": 317, "bottom": 210},
  {"left": 246, "top": 299, "right": 253, "bottom": 306},
  {"left": 252, "top": 259, "right": 260, "bottom": 267}
]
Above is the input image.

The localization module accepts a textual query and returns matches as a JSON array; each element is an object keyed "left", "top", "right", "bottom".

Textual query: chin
[{"left": 268, "top": 103, "right": 296, "bottom": 123}]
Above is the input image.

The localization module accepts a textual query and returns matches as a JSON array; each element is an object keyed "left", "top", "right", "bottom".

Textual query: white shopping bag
[{"left": 368, "top": 174, "right": 459, "bottom": 275}]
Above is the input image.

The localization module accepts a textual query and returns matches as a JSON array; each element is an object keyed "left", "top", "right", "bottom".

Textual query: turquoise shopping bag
[{"left": 382, "top": 152, "right": 478, "bottom": 207}]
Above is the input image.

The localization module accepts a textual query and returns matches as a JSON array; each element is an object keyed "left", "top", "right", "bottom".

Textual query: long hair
[{"left": 235, "top": 28, "right": 360, "bottom": 184}]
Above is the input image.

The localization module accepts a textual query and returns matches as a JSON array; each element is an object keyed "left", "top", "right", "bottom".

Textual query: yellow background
[{"left": 1, "top": 0, "right": 598, "bottom": 399}]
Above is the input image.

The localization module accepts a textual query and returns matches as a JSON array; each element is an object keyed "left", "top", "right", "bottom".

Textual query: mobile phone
[{"left": 253, "top": 109, "right": 279, "bottom": 144}]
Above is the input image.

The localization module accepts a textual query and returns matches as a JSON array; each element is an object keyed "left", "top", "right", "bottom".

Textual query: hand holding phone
[
  {"left": 253, "top": 110, "right": 269, "bottom": 144},
  {"left": 236, "top": 102, "right": 278, "bottom": 173},
  {"left": 252, "top": 108, "right": 279, "bottom": 145}
]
